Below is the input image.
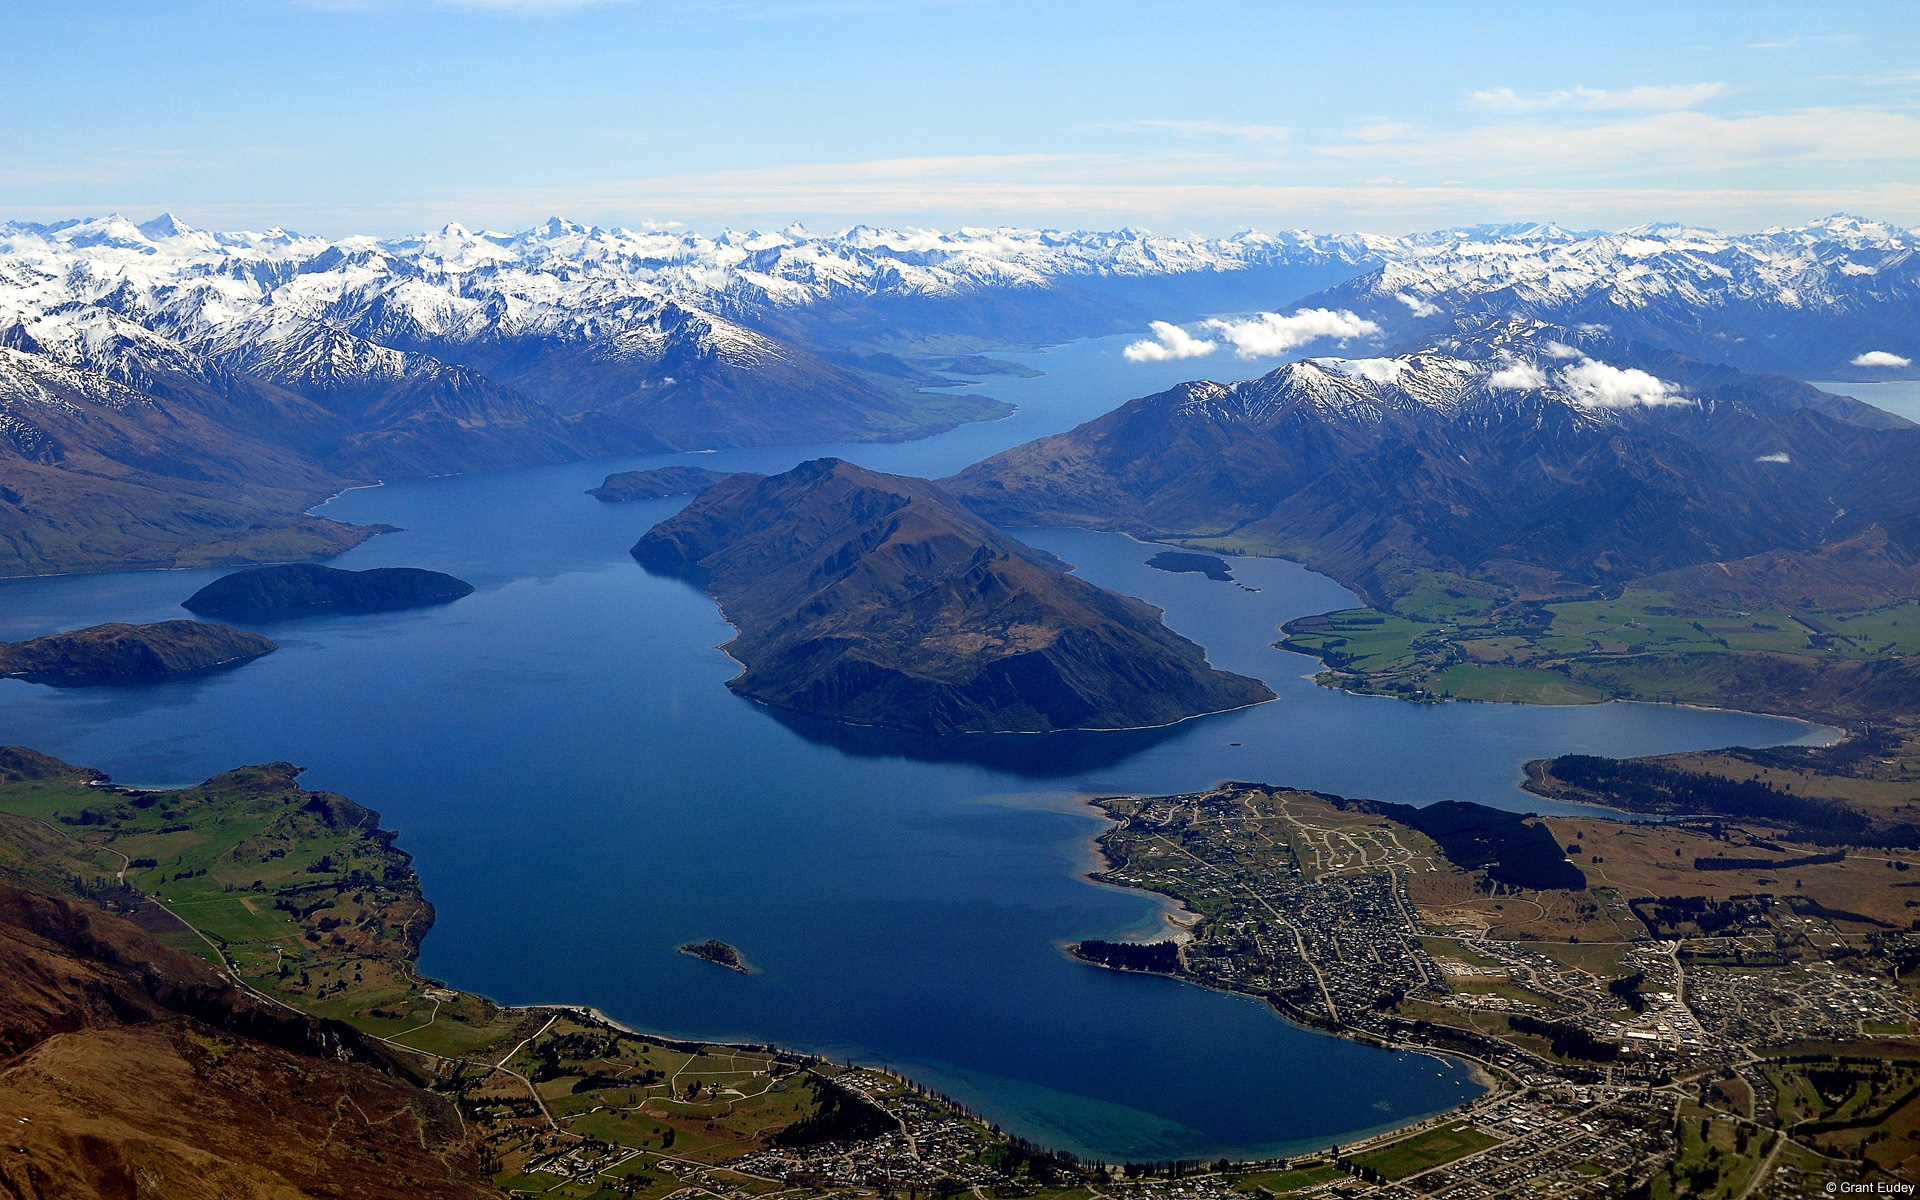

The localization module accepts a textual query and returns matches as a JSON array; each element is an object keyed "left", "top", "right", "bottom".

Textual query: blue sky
[{"left": 4, "top": 0, "right": 1917, "bottom": 236}]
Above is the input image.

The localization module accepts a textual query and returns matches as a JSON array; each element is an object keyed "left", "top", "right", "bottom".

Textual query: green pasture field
[{"left": 1352, "top": 1122, "right": 1501, "bottom": 1180}]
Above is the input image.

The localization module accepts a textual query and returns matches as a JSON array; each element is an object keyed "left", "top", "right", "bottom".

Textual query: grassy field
[
  {"left": 1544, "top": 815, "right": 1920, "bottom": 929},
  {"left": 0, "top": 761, "right": 445, "bottom": 1009},
  {"left": 1638, "top": 1103, "right": 1772, "bottom": 1200},
  {"left": 1352, "top": 1122, "right": 1502, "bottom": 1180},
  {"left": 1527, "top": 940, "right": 1632, "bottom": 978},
  {"left": 1759, "top": 1055, "right": 1920, "bottom": 1175},
  {"left": 1429, "top": 663, "right": 1605, "bottom": 704},
  {"left": 1279, "top": 583, "right": 1920, "bottom": 719},
  {"left": 1228, "top": 1164, "right": 1348, "bottom": 1194}
]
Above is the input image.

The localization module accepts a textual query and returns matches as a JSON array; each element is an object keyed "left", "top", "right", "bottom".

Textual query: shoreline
[
  {"left": 696, "top": 596, "right": 1281, "bottom": 737},
  {"left": 1064, "top": 789, "right": 1505, "bottom": 1153}
]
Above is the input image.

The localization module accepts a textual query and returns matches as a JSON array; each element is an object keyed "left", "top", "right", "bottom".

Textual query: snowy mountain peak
[
  {"left": 136, "top": 213, "right": 195, "bottom": 241},
  {"left": 1196, "top": 329, "right": 1696, "bottom": 431}
]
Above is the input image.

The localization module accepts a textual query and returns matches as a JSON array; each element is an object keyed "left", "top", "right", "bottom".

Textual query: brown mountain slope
[
  {"left": 0, "top": 878, "right": 493, "bottom": 1200},
  {"left": 0, "top": 348, "right": 375, "bottom": 577},
  {"left": 1634, "top": 524, "right": 1920, "bottom": 611},
  {"left": 632, "top": 458, "right": 1272, "bottom": 734}
]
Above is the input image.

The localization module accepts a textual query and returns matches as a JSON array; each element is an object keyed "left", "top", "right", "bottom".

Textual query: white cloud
[
  {"left": 1319, "top": 107, "right": 1920, "bottom": 170},
  {"left": 1756, "top": 452, "right": 1792, "bottom": 463},
  {"left": 1470, "top": 83, "right": 1726, "bottom": 113},
  {"left": 1852, "top": 350, "right": 1913, "bottom": 368},
  {"left": 1558, "top": 359, "right": 1689, "bottom": 408},
  {"left": 192, "top": 157, "right": 1920, "bottom": 239},
  {"left": 1487, "top": 362, "right": 1547, "bottom": 390},
  {"left": 1328, "top": 357, "right": 1406, "bottom": 383},
  {"left": 1542, "top": 341, "right": 1582, "bottom": 359},
  {"left": 1199, "top": 308, "right": 1381, "bottom": 360},
  {"left": 1123, "top": 321, "right": 1218, "bottom": 362},
  {"left": 1395, "top": 293, "right": 1441, "bottom": 318},
  {"left": 1750, "top": 34, "right": 1856, "bottom": 50}
]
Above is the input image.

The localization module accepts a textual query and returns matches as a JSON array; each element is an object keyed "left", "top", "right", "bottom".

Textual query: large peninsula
[{"left": 632, "top": 458, "right": 1273, "bottom": 734}]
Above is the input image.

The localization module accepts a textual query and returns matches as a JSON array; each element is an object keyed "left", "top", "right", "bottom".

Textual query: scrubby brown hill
[
  {"left": 0, "top": 620, "right": 276, "bottom": 685},
  {"left": 588, "top": 465, "right": 729, "bottom": 501},
  {"left": 1637, "top": 525, "right": 1920, "bottom": 611},
  {"left": 183, "top": 563, "right": 473, "bottom": 619},
  {"left": 0, "top": 875, "right": 493, "bottom": 1200},
  {"left": 632, "top": 458, "right": 1272, "bottom": 733}
]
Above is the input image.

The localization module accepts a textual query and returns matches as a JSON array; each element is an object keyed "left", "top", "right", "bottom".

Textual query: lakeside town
[{"left": 466, "top": 781, "right": 1920, "bottom": 1199}]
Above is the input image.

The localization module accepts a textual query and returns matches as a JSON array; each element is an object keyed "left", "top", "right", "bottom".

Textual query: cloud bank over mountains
[{"left": 1124, "top": 309, "right": 1382, "bottom": 363}]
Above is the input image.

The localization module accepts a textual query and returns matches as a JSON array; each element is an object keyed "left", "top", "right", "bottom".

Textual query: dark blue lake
[{"left": 0, "top": 335, "right": 1826, "bottom": 1162}]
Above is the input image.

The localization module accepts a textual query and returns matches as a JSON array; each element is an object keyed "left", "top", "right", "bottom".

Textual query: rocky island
[
  {"left": 588, "top": 465, "right": 731, "bottom": 501},
  {"left": 0, "top": 620, "right": 277, "bottom": 686},
  {"left": 1146, "top": 550, "right": 1235, "bottom": 581},
  {"left": 183, "top": 563, "right": 474, "bottom": 619},
  {"left": 679, "top": 938, "right": 752, "bottom": 973},
  {"left": 632, "top": 457, "right": 1273, "bottom": 734}
]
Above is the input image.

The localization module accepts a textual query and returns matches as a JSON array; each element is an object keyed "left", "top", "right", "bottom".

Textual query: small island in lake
[
  {"left": 1146, "top": 551, "right": 1235, "bottom": 582},
  {"left": 589, "top": 466, "right": 731, "bottom": 502},
  {"left": 632, "top": 457, "right": 1274, "bottom": 734},
  {"left": 183, "top": 563, "right": 474, "bottom": 620},
  {"left": 0, "top": 620, "right": 277, "bottom": 686},
  {"left": 679, "top": 938, "right": 752, "bottom": 973}
]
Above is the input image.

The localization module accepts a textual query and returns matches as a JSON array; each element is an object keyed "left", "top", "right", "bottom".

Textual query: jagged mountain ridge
[
  {"left": 0, "top": 215, "right": 1019, "bottom": 466},
  {"left": 947, "top": 322, "right": 1920, "bottom": 604},
  {"left": 9, "top": 211, "right": 1915, "bottom": 386},
  {"left": 1305, "top": 215, "right": 1920, "bottom": 380},
  {"left": 4, "top": 211, "right": 1917, "bottom": 578}
]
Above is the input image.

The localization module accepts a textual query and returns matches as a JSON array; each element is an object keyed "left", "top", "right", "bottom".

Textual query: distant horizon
[{"left": 6, "top": 208, "right": 1915, "bottom": 244}]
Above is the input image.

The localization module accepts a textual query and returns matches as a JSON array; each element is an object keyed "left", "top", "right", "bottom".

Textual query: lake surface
[
  {"left": 0, "top": 335, "right": 1826, "bottom": 1162},
  {"left": 1816, "top": 378, "right": 1920, "bottom": 424}
]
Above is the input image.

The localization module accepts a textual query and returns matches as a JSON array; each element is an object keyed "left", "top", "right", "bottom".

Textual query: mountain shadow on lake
[{"left": 755, "top": 700, "right": 1211, "bottom": 775}]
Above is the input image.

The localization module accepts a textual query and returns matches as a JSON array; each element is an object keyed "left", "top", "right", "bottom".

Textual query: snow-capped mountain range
[
  {"left": 0, "top": 210, "right": 1915, "bottom": 577},
  {"left": 1310, "top": 215, "right": 1920, "bottom": 379},
  {"left": 3, "top": 212, "right": 1912, "bottom": 418}
]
